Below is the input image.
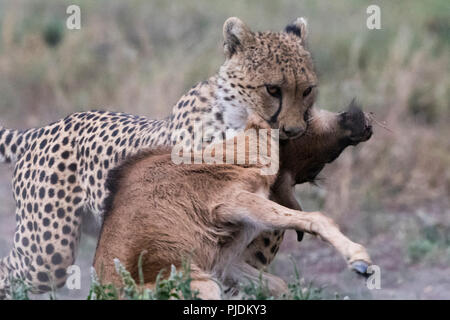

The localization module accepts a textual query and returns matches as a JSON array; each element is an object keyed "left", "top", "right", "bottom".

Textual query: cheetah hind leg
[
  {"left": 11, "top": 197, "right": 85, "bottom": 295},
  {"left": 0, "top": 257, "right": 11, "bottom": 299}
]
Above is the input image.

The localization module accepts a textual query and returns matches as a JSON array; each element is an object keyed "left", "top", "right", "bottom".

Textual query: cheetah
[{"left": 0, "top": 17, "right": 318, "bottom": 298}]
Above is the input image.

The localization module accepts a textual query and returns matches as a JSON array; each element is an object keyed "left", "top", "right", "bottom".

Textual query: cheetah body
[{"left": 0, "top": 17, "right": 317, "bottom": 297}]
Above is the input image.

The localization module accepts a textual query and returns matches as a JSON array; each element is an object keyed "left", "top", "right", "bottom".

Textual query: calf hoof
[
  {"left": 351, "top": 260, "right": 370, "bottom": 278},
  {"left": 296, "top": 231, "right": 304, "bottom": 242}
]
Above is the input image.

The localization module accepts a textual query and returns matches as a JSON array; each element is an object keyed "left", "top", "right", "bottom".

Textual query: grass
[
  {"left": 239, "top": 258, "right": 326, "bottom": 300},
  {"left": 407, "top": 224, "right": 450, "bottom": 264},
  {"left": 87, "top": 257, "right": 327, "bottom": 300},
  {"left": 88, "top": 258, "right": 201, "bottom": 300},
  {"left": 8, "top": 277, "right": 31, "bottom": 300},
  {"left": 7, "top": 275, "right": 59, "bottom": 300},
  {"left": 7, "top": 256, "right": 329, "bottom": 300}
]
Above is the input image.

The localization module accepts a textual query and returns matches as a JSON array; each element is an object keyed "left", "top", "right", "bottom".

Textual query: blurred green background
[{"left": 0, "top": 0, "right": 448, "bottom": 299}]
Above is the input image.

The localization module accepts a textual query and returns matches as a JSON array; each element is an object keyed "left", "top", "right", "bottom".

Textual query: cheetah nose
[{"left": 282, "top": 126, "right": 304, "bottom": 138}]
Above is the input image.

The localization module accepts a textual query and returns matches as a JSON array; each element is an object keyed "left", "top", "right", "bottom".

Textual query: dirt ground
[{"left": 274, "top": 231, "right": 450, "bottom": 300}]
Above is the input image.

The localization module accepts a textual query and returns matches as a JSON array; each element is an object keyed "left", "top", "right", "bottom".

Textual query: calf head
[
  {"left": 267, "top": 101, "right": 372, "bottom": 245},
  {"left": 278, "top": 100, "right": 372, "bottom": 185}
]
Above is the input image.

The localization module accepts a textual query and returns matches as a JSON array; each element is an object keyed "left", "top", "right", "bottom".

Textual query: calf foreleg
[{"left": 223, "top": 191, "right": 372, "bottom": 274}]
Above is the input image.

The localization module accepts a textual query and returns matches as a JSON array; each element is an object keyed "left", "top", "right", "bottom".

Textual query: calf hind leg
[
  {"left": 143, "top": 268, "right": 222, "bottom": 300},
  {"left": 188, "top": 266, "right": 222, "bottom": 300},
  {"left": 190, "top": 278, "right": 222, "bottom": 300},
  {"left": 226, "top": 262, "right": 288, "bottom": 299}
]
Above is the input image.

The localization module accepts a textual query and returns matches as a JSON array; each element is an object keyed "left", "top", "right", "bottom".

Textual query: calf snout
[{"left": 338, "top": 101, "right": 373, "bottom": 145}]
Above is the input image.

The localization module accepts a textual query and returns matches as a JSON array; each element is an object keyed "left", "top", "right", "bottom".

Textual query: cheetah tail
[{"left": 0, "top": 126, "right": 28, "bottom": 164}]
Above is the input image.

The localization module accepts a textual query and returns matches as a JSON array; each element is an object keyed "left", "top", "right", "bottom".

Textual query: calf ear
[
  {"left": 284, "top": 17, "right": 308, "bottom": 44},
  {"left": 223, "top": 17, "right": 254, "bottom": 59}
]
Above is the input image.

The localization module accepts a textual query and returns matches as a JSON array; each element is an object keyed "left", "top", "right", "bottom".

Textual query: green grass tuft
[
  {"left": 9, "top": 277, "right": 31, "bottom": 300},
  {"left": 88, "top": 255, "right": 327, "bottom": 300},
  {"left": 88, "top": 254, "right": 200, "bottom": 300}
]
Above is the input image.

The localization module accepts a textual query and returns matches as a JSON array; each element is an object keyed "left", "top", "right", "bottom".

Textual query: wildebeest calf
[{"left": 94, "top": 102, "right": 373, "bottom": 299}]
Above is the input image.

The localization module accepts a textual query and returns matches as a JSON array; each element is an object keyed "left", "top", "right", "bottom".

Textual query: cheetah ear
[
  {"left": 284, "top": 17, "right": 308, "bottom": 44},
  {"left": 223, "top": 17, "right": 254, "bottom": 58}
]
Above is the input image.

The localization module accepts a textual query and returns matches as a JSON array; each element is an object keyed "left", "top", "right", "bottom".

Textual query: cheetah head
[{"left": 220, "top": 17, "right": 317, "bottom": 140}]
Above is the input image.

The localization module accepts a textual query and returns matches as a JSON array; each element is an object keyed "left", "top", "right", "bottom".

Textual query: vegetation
[
  {"left": 87, "top": 258, "right": 327, "bottom": 300},
  {"left": 8, "top": 277, "right": 31, "bottom": 300},
  {"left": 7, "top": 257, "right": 328, "bottom": 300},
  {"left": 88, "top": 254, "right": 201, "bottom": 300}
]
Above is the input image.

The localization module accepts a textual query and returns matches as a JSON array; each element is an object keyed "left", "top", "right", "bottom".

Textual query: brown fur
[
  {"left": 245, "top": 101, "right": 374, "bottom": 268},
  {"left": 94, "top": 103, "right": 373, "bottom": 299}
]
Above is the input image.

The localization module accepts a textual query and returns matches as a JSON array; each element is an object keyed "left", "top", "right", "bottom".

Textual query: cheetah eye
[
  {"left": 266, "top": 85, "right": 281, "bottom": 98},
  {"left": 303, "top": 86, "right": 313, "bottom": 98}
]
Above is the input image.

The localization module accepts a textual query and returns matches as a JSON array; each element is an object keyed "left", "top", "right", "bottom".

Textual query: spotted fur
[{"left": 0, "top": 17, "right": 317, "bottom": 298}]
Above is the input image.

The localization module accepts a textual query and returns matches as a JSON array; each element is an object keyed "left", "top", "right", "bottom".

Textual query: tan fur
[{"left": 94, "top": 105, "right": 373, "bottom": 299}]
